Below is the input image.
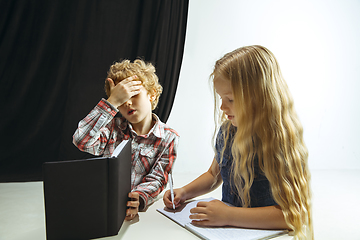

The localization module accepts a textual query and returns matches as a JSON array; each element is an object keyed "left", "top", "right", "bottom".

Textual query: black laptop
[{"left": 43, "top": 140, "right": 132, "bottom": 240}]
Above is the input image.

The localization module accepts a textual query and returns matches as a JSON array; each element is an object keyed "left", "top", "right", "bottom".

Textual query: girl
[{"left": 163, "top": 45, "right": 313, "bottom": 239}]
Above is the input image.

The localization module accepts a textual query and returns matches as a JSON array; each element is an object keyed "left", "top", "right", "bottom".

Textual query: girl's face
[{"left": 214, "top": 76, "right": 237, "bottom": 126}]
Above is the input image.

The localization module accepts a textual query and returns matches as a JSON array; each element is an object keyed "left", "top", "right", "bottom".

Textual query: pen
[{"left": 168, "top": 173, "right": 175, "bottom": 210}]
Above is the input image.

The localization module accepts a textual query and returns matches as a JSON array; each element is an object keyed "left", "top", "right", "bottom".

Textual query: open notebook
[{"left": 157, "top": 197, "right": 287, "bottom": 240}]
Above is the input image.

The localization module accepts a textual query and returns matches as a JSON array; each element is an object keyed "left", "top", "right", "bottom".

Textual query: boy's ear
[{"left": 149, "top": 90, "right": 157, "bottom": 101}]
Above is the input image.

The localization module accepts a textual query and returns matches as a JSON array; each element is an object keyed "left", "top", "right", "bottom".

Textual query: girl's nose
[{"left": 220, "top": 101, "right": 227, "bottom": 111}]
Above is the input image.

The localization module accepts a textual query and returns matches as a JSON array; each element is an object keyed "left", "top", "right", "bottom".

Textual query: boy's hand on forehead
[{"left": 107, "top": 75, "right": 142, "bottom": 108}]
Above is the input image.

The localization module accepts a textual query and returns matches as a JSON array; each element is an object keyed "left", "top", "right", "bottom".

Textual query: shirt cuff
[
  {"left": 135, "top": 191, "right": 148, "bottom": 211},
  {"left": 98, "top": 98, "right": 119, "bottom": 117}
]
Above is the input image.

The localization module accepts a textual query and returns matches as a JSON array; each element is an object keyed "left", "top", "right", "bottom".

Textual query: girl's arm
[
  {"left": 163, "top": 159, "right": 222, "bottom": 208},
  {"left": 164, "top": 159, "right": 288, "bottom": 230},
  {"left": 190, "top": 201, "right": 289, "bottom": 230},
  {"left": 182, "top": 158, "right": 222, "bottom": 200},
  {"left": 185, "top": 161, "right": 288, "bottom": 229}
]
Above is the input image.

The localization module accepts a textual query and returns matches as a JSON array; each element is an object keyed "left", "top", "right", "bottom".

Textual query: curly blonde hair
[
  {"left": 104, "top": 59, "right": 163, "bottom": 110},
  {"left": 212, "top": 45, "right": 313, "bottom": 239}
]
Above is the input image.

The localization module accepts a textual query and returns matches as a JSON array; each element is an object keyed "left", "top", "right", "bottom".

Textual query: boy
[{"left": 73, "top": 59, "right": 179, "bottom": 220}]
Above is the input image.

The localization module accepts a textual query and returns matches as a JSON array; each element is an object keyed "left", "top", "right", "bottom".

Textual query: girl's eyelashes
[
  {"left": 218, "top": 95, "right": 233, "bottom": 103},
  {"left": 226, "top": 98, "right": 234, "bottom": 103},
  {"left": 219, "top": 96, "right": 233, "bottom": 103}
]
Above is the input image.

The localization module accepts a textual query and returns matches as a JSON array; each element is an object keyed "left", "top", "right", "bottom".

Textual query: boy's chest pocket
[{"left": 134, "top": 148, "right": 158, "bottom": 174}]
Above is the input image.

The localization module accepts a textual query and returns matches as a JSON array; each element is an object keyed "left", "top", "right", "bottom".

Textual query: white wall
[{"left": 167, "top": 0, "right": 360, "bottom": 174}]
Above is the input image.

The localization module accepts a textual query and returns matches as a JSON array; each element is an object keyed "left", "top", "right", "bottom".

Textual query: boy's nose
[{"left": 125, "top": 99, "right": 132, "bottom": 106}]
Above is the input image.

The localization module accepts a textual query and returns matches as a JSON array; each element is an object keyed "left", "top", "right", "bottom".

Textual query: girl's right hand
[
  {"left": 107, "top": 75, "right": 142, "bottom": 108},
  {"left": 163, "top": 188, "right": 187, "bottom": 209}
]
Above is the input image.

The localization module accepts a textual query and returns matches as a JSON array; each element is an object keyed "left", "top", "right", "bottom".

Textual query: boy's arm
[
  {"left": 72, "top": 99, "right": 120, "bottom": 156},
  {"left": 132, "top": 135, "right": 179, "bottom": 210}
]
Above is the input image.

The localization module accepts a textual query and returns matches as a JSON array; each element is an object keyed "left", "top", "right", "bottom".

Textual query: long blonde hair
[{"left": 212, "top": 45, "right": 313, "bottom": 239}]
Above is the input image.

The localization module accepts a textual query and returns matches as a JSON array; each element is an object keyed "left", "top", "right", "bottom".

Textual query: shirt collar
[{"left": 121, "top": 113, "right": 164, "bottom": 139}]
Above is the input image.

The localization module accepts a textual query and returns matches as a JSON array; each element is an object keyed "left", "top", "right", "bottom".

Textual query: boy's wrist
[
  {"left": 138, "top": 194, "right": 146, "bottom": 211},
  {"left": 101, "top": 98, "right": 119, "bottom": 113},
  {"left": 106, "top": 96, "right": 122, "bottom": 109}
]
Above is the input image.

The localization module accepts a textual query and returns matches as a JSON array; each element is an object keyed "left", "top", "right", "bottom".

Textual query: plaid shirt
[{"left": 73, "top": 99, "right": 179, "bottom": 210}]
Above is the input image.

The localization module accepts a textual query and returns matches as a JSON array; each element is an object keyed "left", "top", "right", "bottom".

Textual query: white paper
[
  {"left": 157, "top": 198, "right": 287, "bottom": 240},
  {"left": 157, "top": 197, "right": 215, "bottom": 227},
  {"left": 111, "top": 140, "right": 130, "bottom": 157},
  {"left": 186, "top": 224, "right": 286, "bottom": 240}
]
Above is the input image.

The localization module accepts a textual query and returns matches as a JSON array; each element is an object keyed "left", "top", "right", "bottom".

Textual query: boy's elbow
[{"left": 72, "top": 133, "right": 81, "bottom": 148}]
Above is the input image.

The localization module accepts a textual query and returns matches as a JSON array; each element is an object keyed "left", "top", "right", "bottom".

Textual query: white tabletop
[
  {"left": 0, "top": 172, "right": 293, "bottom": 240},
  {"left": 2, "top": 170, "right": 360, "bottom": 240}
]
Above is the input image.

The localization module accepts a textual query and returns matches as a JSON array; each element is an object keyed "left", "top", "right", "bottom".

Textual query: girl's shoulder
[
  {"left": 215, "top": 122, "right": 235, "bottom": 167},
  {"left": 216, "top": 121, "right": 236, "bottom": 154},
  {"left": 217, "top": 121, "right": 236, "bottom": 140}
]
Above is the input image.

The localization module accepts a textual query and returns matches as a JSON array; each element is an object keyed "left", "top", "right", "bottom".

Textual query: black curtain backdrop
[{"left": 0, "top": 0, "right": 188, "bottom": 182}]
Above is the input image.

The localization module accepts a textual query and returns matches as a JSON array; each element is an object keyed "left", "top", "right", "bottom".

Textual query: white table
[
  {"left": 0, "top": 173, "right": 293, "bottom": 240},
  {"left": 2, "top": 170, "right": 360, "bottom": 239}
]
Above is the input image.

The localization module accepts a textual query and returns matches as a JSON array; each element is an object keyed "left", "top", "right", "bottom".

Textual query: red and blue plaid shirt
[{"left": 73, "top": 99, "right": 179, "bottom": 210}]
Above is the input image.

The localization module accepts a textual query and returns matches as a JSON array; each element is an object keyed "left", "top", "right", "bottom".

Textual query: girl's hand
[
  {"left": 107, "top": 75, "right": 142, "bottom": 108},
  {"left": 163, "top": 188, "right": 187, "bottom": 209},
  {"left": 125, "top": 192, "right": 140, "bottom": 221},
  {"left": 189, "top": 200, "right": 231, "bottom": 227}
]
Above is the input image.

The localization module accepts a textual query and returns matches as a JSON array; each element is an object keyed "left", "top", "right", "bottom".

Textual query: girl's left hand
[{"left": 189, "top": 200, "right": 231, "bottom": 227}]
